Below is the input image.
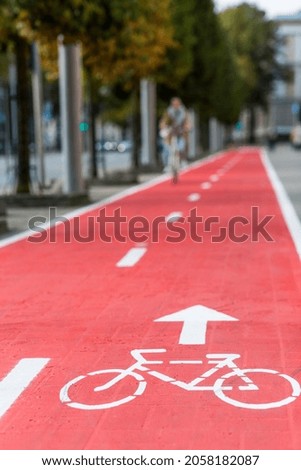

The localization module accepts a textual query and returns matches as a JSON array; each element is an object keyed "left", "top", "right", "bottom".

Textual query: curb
[{"left": 2, "top": 193, "right": 90, "bottom": 208}]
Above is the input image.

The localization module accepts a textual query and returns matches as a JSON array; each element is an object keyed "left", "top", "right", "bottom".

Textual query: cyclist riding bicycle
[{"left": 159, "top": 97, "right": 191, "bottom": 172}]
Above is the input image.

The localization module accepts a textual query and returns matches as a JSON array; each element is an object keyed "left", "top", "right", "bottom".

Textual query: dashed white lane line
[
  {"left": 0, "top": 150, "right": 228, "bottom": 251},
  {"left": 165, "top": 212, "right": 184, "bottom": 223},
  {"left": 116, "top": 247, "right": 148, "bottom": 267},
  {"left": 0, "top": 358, "right": 50, "bottom": 418},
  {"left": 209, "top": 174, "right": 219, "bottom": 182},
  {"left": 200, "top": 182, "right": 212, "bottom": 190},
  {"left": 187, "top": 193, "right": 201, "bottom": 202}
]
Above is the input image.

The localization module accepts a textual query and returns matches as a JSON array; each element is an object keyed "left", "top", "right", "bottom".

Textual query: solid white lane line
[
  {"left": 0, "top": 358, "right": 50, "bottom": 418},
  {"left": 187, "top": 193, "right": 201, "bottom": 202},
  {"left": 116, "top": 247, "right": 147, "bottom": 267},
  {"left": 261, "top": 149, "right": 301, "bottom": 260},
  {"left": 165, "top": 212, "right": 183, "bottom": 223}
]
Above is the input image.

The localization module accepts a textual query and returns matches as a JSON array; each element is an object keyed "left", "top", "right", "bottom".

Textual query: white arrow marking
[{"left": 155, "top": 305, "right": 238, "bottom": 345}]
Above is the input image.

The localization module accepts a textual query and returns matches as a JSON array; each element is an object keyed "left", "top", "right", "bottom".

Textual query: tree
[
  {"left": 0, "top": 1, "right": 32, "bottom": 193},
  {"left": 17, "top": 0, "right": 175, "bottom": 176},
  {"left": 157, "top": 0, "right": 244, "bottom": 150},
  {"left": 205, "top": 19, "right": 244, "bottom": 126},
  {"left": 90, "top": 0, "right": 175, "bottom": 173},
  {"left": 157, "top": 0, "right": 196, "bottom": 103},
  {"left": 219, "top": 3, "right": 290, "bottom": 142},
  {"left": 18, "top": 0, "right": 173, "bottom": 82}
]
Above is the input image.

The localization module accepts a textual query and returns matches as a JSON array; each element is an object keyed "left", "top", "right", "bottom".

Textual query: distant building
[{"left": 269, "top": 11, "right": 301, "bottom": 138}]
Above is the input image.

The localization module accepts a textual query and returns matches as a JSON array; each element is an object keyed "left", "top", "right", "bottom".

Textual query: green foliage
[
  {"left": 0, "top": 53, "right": 9, "bottom": 80},
  {"left": 0, "top": 0, "right": 245, "bottom": 126},
  {"left": 0, "top": 0, "right": 176, "bottom": 138},
  {"left": 101, "top": 85, "right": 132, "bottom": 127},
  {"left": 0, "top": 1, "right": 20, "bottom": 48},
  {"left": 182, "top": 1, "right": 229, "bottom": 118},
  {"left": 157, "top": 0, "right": 196, "bottom": 88},
  {"left": 158, "top": 0, "right": 244, "bottom": 124},
  {"left": 219, "top": 2, "right": 288, "bottom": 110},
  {"left": 2, "top": 0, "right": 175, "bottom": 171},
  {"left": 12, "top": 0, "right": 174, "bottom": 86}
]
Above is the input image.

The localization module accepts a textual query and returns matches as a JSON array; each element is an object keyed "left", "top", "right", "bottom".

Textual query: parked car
[
  {"left": 104, "top": 141, "right": 118, "bottom": 151},
  {"left": 95, "top": 140, "right": 118, "bottom": 152},
  {"left": 117, "top": 140, "right": 132, "bottom": 153},
  {"left": 290, "top": 123, "right": 301, "bottom": 150}
]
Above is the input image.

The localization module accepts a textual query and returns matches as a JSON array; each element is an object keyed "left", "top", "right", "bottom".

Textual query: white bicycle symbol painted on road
[{"left": 60, "top": 349, "right": 301, "bottom": 410}]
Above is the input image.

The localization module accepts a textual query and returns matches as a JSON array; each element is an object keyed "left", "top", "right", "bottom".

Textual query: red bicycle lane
[{"left": 0, "top": 147, "right": 301, "bottom": 450}]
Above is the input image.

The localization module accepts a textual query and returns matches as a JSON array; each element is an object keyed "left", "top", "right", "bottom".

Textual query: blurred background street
[
  {"left": 0, "top": 0, "right": 301, "bottom": 218},
  {"left": 0, "top": 0, "right": 301, "bottom": 239}
]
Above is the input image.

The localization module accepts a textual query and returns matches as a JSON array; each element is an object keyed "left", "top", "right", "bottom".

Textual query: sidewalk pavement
[
  {"left": 266, "top": 142, "right": 301, "bottom": 220},
  {"left": 0, "top": 172, "right": 161, "bottom": 238}
]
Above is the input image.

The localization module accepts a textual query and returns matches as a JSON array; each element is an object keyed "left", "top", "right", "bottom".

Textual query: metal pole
[
  {"left": 140, "top": 79, "right": 156, "bottom": 168},
  {"left": 31, "top": 42, "right": 45, "bottom": 188},
  {"left": 188, "top": 108, "right": 196, "bottom": 159},
  {"left": 58, "top": 39, "right": 83, "bottom": 194},
  {"left": 8, "top": 58, "right": 18, "bottom": 156},
  {"left": 149, "top": 80, "right": 157, "bottom": 166},
  {"left": 209, "top": 118, "right": 219, "bottom": 153}
]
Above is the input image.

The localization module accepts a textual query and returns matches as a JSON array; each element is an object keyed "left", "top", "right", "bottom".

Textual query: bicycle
[
  {"left": 60, "top": 349, "right": 301, "bottom": 411},
  {"left": 160, "top": 126, "right": 184, "bottom": 184}
]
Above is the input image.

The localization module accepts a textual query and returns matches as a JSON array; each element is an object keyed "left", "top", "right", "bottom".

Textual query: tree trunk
[
  {"left": 131, "top": 84, "right": 140, "bottom": 177},
  {"left": 0, "top": 199, "right": 7, "bottom": 234},
  {"left": 15, "top": 36, "right": 31, "bottom": 194},
  {"left": 87, "top": 73, "right": 98, "bottom": 179},
  {"left": 248, "top": 106, "right": 256, "bottom": 144},
  {"left": 224, "top": 124, "right": 233, "bottom": 147},
  {"left": 200, "top": 119, "right": 210, "bottom": 152}
]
